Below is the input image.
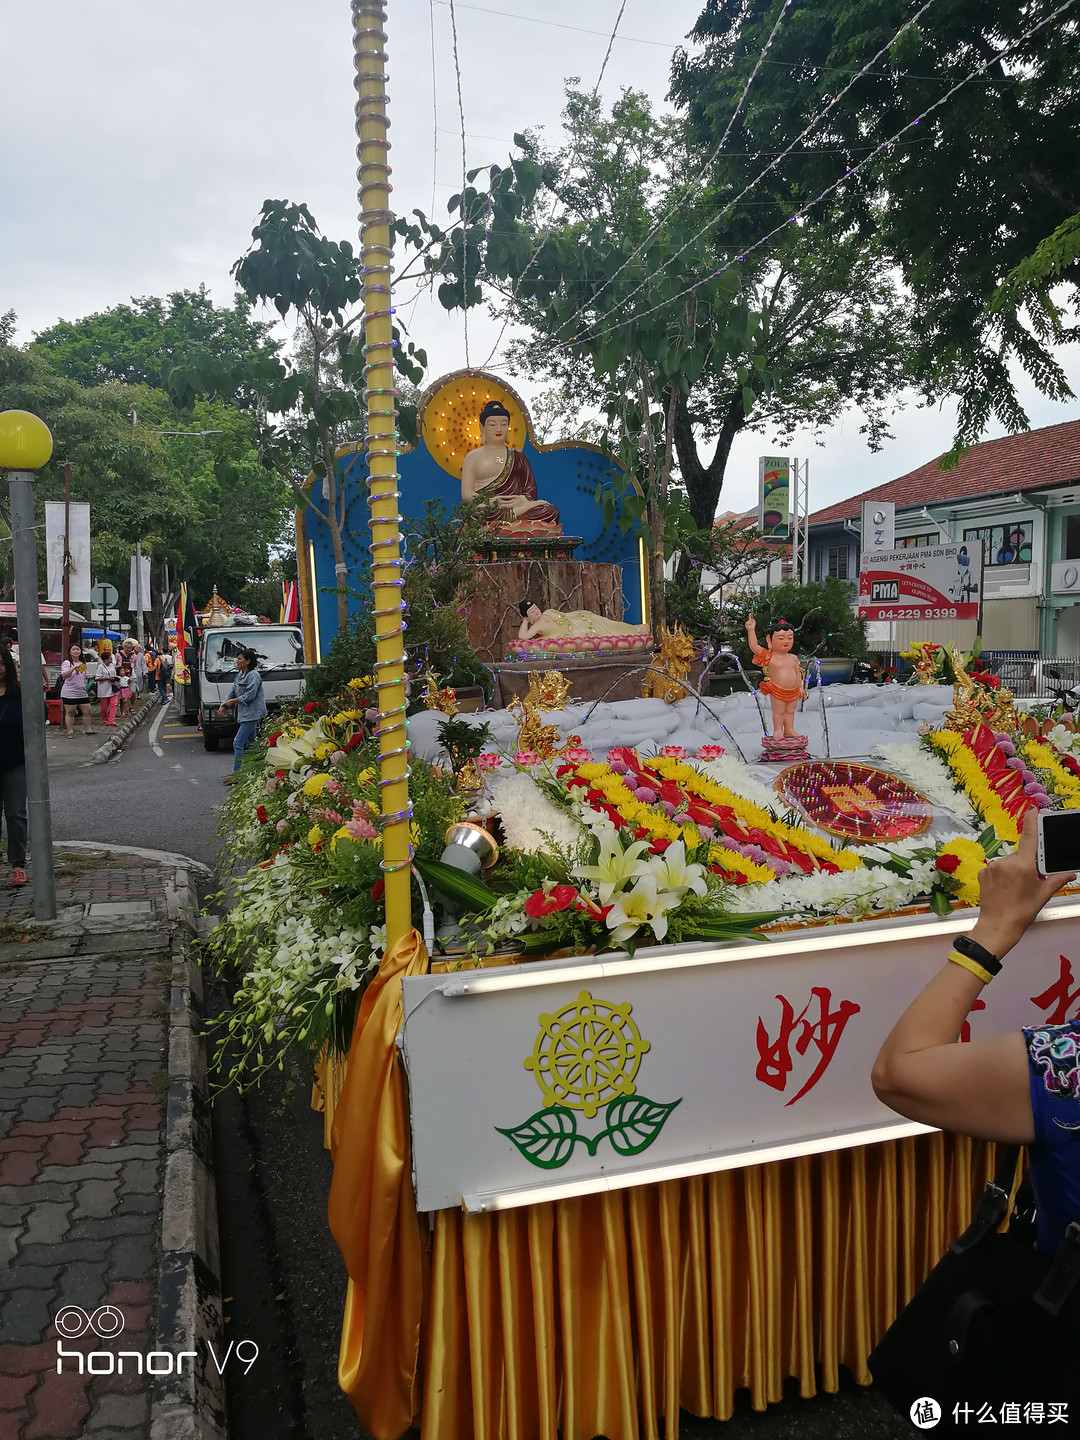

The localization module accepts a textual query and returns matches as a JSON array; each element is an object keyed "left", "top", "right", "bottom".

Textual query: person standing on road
[
  {"left": 60, "top": 644, "right": 94, "bottom": 737},
  {"left": 0, "top": 647, "right": 28, "bottom": 886},
  {"left": 156, "top": 648, "right": 173, "bottom": 706},
  {"left": 217, "top": 646, "right": 266, "bottom": 784},
  {"left": 130, "top": 640, "right": 147, "bottom": 696},
  {"left": 96, "top": 640, "right": 118, "bottom": 728}
]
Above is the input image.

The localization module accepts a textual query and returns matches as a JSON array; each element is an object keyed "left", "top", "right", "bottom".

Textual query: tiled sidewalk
[{"left": 0, "top": 857, "right": 175, "bottom": 1440}]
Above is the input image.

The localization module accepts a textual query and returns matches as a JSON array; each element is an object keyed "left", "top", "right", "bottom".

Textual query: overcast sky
[{"left": 3, "top": 0, "right": 1077, "bottom": 520}]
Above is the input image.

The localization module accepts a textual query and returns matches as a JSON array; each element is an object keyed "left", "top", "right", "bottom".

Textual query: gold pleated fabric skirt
[{"left": 317, "top": 1043, "right": 998, "bottom": 1440}]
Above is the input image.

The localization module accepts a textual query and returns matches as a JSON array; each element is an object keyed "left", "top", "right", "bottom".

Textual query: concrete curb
[
  {"left": 92, "top": 693, "right": 158, "bottom": 764},
  {"left": 150, "top": 881, "right": 228, "bottom": 1439}
]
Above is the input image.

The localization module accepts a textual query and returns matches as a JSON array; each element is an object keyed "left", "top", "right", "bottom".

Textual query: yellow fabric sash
[{"left": 327, "top": 927, "right": 430, "bottom": 1437}]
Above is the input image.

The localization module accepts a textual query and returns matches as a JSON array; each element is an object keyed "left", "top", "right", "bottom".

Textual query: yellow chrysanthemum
[
  {"left": 929, "top": 732, "right": 1019, "bottom": 843},
  {"left": 314, "top": 743, "right": 336, "bottom": 761},
  {"left": 303, "top": 773, "right": 332, "bottom": 797},
  {"left": 937, "top": 836, "right": 987, "bottom": 907},
  {"left": 652, "top": 757, "right": 853, "bottom": 867},
  {"left": 1022, "top": 740, "right": 1080, "bottom": 804},
  {"left": 307, "top": 824, "right": 324, "bottom": 848},
  {"left": 707, "top": 843, "right": 774, "bottom": 885},
  {"left": 348, "top": 675, "right": 375, "bottom": 690}
]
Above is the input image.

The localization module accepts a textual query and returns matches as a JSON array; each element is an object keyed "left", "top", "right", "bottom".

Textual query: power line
[
  {"left": 476, "top": 0, "right": 629, "bottom": 369},
  {"left": 554, "top": 0, "right": 939, "bottom": 352},
  {"left": 432, "top": 0, "right": 1017, "bottom": 80},
  {"left": 552, "top": 0, "right": 796, "bottom": 341},
  {"left": 447, "top": 0, "right": 471, "bottom": 365},
  {"left": 561, "top": 0, "right": 1080, "bottom": 356}
]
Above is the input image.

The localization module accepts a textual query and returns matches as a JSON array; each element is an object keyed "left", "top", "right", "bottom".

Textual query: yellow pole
[{"left": 353, "top": 0, "right": 412, "bottom": 946}]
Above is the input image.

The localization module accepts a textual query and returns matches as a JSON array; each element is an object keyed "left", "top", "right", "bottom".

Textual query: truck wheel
[{"left": 203, "top": 732, "right": 220, "bottom": 752}]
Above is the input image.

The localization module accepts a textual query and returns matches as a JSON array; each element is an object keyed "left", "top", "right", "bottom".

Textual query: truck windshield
[{"left": 203, "top": 630, "right": 304, "bottom": 676}]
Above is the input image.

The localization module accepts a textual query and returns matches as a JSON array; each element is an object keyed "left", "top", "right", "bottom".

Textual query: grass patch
[
  {"left": 148, "top": 1068, "right": 172, "bottom": 1103},
  {"left": 0, "top": 915, "right": 43, "bottom": 943}
]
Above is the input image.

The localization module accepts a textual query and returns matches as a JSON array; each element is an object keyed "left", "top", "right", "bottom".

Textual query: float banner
[
  {"left": 860, "top": 500, "right": 895, "bottom": 558},
  {"left": 857, "top": 543, "right": 982, "bottom": 622},
  {"left": 45, "top": 502, "right": 91, "bottom": 603},
  {"left": 399, "top": 901, "right": 1080, "bottom": 1212},
  {"left": 758, "top": 457, "right": 790, "bottom": 540}
]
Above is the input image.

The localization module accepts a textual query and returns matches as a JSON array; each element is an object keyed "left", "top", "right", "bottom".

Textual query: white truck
[{"left": 173, "top": 621, "right": 308, "bottom": 750}]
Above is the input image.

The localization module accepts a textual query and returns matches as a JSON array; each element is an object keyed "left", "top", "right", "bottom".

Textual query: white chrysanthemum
[
  {"left": 490, "top": 772, "right": 585, "bottom": 854},
  {"left": 693, "top": 756, "right": 783, "bottom": 812},
  {"left": 873, "top": 743, "right": 977, "bottom": 822}
]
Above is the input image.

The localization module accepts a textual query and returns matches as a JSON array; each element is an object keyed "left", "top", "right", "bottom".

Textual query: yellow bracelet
[{"left": 948, "top": 949, "right": 993, "bottom": 986}]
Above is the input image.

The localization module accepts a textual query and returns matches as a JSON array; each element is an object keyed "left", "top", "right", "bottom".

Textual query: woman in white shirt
[{"left": 96, "top": 641, "right": 119, "bottom": 727}]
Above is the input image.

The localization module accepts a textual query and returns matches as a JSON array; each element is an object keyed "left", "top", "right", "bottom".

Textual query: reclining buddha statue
[
  {"left": 509, "top": 599, "right": 652, "bottom": 659},
  {"left": 460, "top": 400, "right": 561, "bottom": 533}
]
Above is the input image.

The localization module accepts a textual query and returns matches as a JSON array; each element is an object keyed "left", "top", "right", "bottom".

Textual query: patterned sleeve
[{"left": 1023, "top": 1023, "right": 1080, "bottom": 1142}]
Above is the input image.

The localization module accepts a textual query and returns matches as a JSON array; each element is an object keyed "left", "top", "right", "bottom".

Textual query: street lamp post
[{"left": 0, "top": 410, "right": 57, "bottom": 920}]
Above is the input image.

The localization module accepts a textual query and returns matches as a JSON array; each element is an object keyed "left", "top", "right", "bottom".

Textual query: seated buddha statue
[{"left": 460, "top": 401, "right": 560, "bottom": 532}]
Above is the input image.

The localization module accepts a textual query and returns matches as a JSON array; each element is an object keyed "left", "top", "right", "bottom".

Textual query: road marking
[
  {"left": 148, "top": 705, "right": 168, "bottom": 756},
  {"left": 171, "top": 763, "right": 184, "bottom": 772}
]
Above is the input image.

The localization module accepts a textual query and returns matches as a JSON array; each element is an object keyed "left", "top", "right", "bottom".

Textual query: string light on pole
[{"left": 353, "top": 0, "right": 413, "bottom": 942}]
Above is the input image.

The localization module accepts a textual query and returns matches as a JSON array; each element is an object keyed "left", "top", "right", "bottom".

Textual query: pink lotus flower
[
  {"left": 695, "top": 744, "right": 725, "bottom": 760},
  {"left": 561, "top": 747, "right": 594, "bottom": 765},
  {"left": 477, "top": 752, "right": 503, "bottom": 771},
  {"left": 659, "top": 745, "right": 688, "bottom": 759},
  {"left": 513, "top": 751, "right": 542, "bottom": 767}
]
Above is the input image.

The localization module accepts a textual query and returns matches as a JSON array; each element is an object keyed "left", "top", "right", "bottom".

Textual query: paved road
[
  {"left": 48, "top": 702, "right": 227, "bottom": 873},
  {"left": 45, "top": 709, "right": 910, "bottom": 1440}
]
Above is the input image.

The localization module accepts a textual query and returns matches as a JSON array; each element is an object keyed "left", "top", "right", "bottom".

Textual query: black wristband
[{"left": 953, "top": 933, "right": 1002, "bottom": 976}]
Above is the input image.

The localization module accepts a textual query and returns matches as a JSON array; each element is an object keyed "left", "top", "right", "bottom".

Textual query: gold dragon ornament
[
  {"left": 941, "top": 648, "right": 1019, "bottom": 733},
  {"left": 421, "top": 672, "right": 458, "bottom": 717},
  {"left": 642, "top": 625, "right": 697, "bottom": 704},
  {"left": 507, "top": 670, "right": 580, "bottom": 761}
]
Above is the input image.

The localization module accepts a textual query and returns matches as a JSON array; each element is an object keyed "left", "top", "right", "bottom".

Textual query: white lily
[
  {"left": 605, "top": 875, "right": 680, "bottom": 946},
  {"left": 572, "top": 832, "right": 652, "bottom": 903},
  {"left": 647, "top": 839, "right": 708, "bottom": 897}
]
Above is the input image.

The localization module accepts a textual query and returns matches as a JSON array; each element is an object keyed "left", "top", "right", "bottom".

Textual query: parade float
[
  {"left": 207, "top": 7, "right": 1080, "bottom": 1436},
  {"left": 213, "top": 638, "right": 1080, "bottom": 1438}
]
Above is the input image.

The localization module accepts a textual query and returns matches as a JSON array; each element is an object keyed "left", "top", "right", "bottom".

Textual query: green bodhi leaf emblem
[{"left": 496, "top": 991, "right": 681, "bottom": 1169}]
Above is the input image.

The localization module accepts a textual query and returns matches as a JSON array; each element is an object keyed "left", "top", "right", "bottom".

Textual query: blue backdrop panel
[{"left": 303, "top": 437, "right": 643, "bottom": 654}]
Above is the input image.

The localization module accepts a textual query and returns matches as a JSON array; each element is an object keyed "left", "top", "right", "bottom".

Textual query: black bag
[{"left": 868, "top": 1145, "right": 1080, "bottom": 1424}]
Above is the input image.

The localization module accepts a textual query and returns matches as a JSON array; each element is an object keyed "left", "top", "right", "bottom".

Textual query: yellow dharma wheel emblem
[
  {"left": 418, "top": 369, "right": 530, "bottom": 481},
  {"left": 525, "top": 990, "right": 650, "bottom": 1119}
]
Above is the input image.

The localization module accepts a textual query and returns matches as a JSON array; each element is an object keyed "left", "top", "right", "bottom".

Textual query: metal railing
[{"left": 981, "top": 651, "right": 1080, "bottom": 699}]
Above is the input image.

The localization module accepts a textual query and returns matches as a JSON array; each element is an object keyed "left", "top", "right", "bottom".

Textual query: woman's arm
[{"left": 872, "top": 811, "right": 1075, "bottom": 1143}]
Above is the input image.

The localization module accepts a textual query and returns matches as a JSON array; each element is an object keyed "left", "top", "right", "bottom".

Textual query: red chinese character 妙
[{"left": 755, "top": 987, "right": 861, "bottom": 1105}]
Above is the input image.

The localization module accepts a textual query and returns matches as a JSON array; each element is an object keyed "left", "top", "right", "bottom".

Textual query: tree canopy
[
  {"left": 669, "top": 0, "right": 1080, "bottom": 454},
  {"left": 0, "top": 297, "right": 293, "bottom": 623}
]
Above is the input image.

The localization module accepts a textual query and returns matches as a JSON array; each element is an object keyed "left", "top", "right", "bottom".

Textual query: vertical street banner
[
  {"left": 857, "top": 544, "right": 983, "bottom": 621},
  {"left": 129, "top": 553, "right": 152, "bottom": 613},
  {"left": 860, "top": 500, "right": 895, "bottom": 559},
  {"left": 758, "top": 457, "right": 790, "bottom": 540},
  {"left": 44, "top": 502, "right": 91, "bottom": 603}
]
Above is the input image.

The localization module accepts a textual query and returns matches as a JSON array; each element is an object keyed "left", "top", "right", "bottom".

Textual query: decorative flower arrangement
[{"left": 213, "top": 686, "right": 1070, "bottom": 1089}]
